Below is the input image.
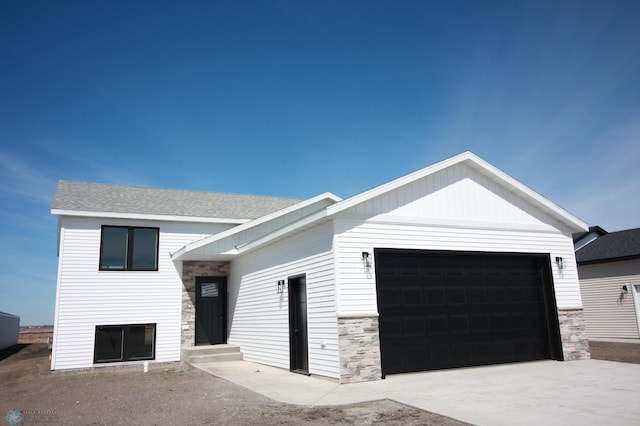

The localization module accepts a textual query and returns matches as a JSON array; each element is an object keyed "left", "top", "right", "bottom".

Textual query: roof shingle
[
  {"left": 51, "top": 181, "right": 303, "bottom": 220},
  {"left": 575, "top": 227, "right": 640, "bottom": 264}
]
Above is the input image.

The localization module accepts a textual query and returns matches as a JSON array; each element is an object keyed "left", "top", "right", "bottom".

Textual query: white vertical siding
[
  {"left": 52, "top": 216, "right": 233, "bottom": 370},
  {"left": 578, "top": 259, "right": 640, "bottom": 339},
  {"left": 346, "top": 163, "right": 566, "bottom": 231},
  {"left": 228, "top": 221, "right": 339, "bottom": 379},
  {"left": 333, "top": 220, "right": 581, "bottom": 315}
]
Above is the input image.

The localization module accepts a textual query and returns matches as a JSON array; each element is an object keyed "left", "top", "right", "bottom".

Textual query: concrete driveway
[{"left": 196, "top": 359, "right": 640, "bottom": 425}]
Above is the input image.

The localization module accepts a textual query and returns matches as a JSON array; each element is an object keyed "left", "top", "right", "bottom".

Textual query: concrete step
[
  {"left": 189, "top": 352, "right": 244, "bottom": 364},
  {"left": 182, "top": 344, "right": 243, "bottom": 365}
]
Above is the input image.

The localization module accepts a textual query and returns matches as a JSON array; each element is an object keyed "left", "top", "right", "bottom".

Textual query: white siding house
[
  {"left": 575, "top": 228, "right": 640, "bottom": 340},
  {"left": 51, "top": 152, "right": 590, "bottom": 382}
]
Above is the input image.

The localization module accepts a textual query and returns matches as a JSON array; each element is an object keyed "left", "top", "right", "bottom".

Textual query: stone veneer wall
[
  {"left": 181, "top": 261, "right": 229, "bottom": 347},
  {"left": 558, "top": 308, "right": 591, "bottom": 361},
  {"left": 338, "top": 315, "right": 382, "bottom": 383}
]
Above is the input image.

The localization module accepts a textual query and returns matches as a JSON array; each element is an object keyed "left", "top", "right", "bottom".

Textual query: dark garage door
[{"left": 375, "top": 249, "right": 562, "bottom": 375}]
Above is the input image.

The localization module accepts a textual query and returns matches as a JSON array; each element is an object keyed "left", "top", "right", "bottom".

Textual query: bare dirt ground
[
  {"left": 18, "top": 327, "right": 53, "bottom": 344},
  {"left": 589, "top": 340, "right": 640, "bottom": 364},
  {"left": 3, "top": 341, "right": 638, "bottom": 425},
  {"left": 0, "top": 344, "right": 467, "bottom": 425}
]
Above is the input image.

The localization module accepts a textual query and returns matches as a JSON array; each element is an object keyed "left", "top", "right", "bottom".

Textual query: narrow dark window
[
  {"left": 99, "top": 226, "right": 159, "bottom": 271},
  {"left": 94, "top": 324, "right": 156, "bottom": 363}
]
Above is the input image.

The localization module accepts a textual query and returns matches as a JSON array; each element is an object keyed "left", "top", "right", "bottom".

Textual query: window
[
  {"left": 100, "top": 226, "right": 159, "bottom": 271},
  {"left": 94, "top": 324, "right": 156, "bottom": 363}
]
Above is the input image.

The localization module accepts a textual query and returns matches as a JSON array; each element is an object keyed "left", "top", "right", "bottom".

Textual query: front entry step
[{"left": 182, "top": 344, "right": 243, "bottom": 365}]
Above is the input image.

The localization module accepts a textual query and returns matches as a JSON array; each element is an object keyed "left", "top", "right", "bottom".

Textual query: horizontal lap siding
[
  {"left": 229, "top": 222, "right": 339, "bottom": 379},
  {"left": 578, "top": 260, "right": 640, "bottom": 339},
  {"left": 52, "top": 217, "right": 231, "bottom": 370},
  {"left": 334, "top": 163, "right": 581, "bottom": 316},
  {"left": 334, "top": 220, "right": 581, "bottom": 315}
]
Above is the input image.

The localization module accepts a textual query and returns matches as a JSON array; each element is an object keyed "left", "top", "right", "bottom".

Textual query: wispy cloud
[
  {"left": 35, "top": 142, "right": 155, "bottom": 187},
  {"left": 0, "top": 150, "right": 58, "bottom": 203}
]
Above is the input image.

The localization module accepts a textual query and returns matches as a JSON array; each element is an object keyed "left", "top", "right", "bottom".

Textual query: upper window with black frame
[{"left": 99, "top": 226, "right": 159, "bottom": 271}]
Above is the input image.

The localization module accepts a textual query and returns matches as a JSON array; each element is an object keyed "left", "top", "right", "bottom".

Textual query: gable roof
[
  {"left": 575, "top": 227, "right": 640, "bottom": 264},
  {"left": 326, "top": 151, "right": 588, "bottom": 233},
  {"left": 174, "top": 151, "right": 588, "bottom": 260},
  {"left": 51, "top": 180, "right": 303, "bottom": 223}
]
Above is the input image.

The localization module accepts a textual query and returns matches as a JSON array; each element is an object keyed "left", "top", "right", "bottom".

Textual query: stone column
[
  {"left": 337, "top": 314, "right": 382, "bottom": 383},
  {"left": 558, "top": 308, "right": 591, "bottom": 360},
  {"left": 181, "top": 261, "right": 230, "bottom": 347}
]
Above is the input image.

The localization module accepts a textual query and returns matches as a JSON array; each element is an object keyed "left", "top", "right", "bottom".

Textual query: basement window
[
  {"left": 99, "top": 226, "right": 159, "bottom": 271},
  {"left": 94, "top": 324, "right": 156, "bottom": 363}
]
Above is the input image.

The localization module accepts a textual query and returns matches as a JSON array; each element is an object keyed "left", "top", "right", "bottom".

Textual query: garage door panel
[
  {"left": 427, "top": 315, "right": 448, "bottom": 335},
  {"left": 402, "top": 286, "right": 424, "bottom": 305},
  {"left": 376, "top": 249, "right": 561, "bottom": 375},
  {"left": 426, "top": 288, "right": 446, "bottom": 305}
]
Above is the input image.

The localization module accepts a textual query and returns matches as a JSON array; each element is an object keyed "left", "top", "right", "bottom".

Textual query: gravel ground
[{"left": 0, "top": 344, "right": 467, "bottom": 425}]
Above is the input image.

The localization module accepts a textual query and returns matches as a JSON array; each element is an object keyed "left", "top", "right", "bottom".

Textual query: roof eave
[
  {"left": 171, "top": 192, "right": 341, "bottom": 261},
  {"left": 50, "top": 209, "right": 249, "bottom": 224}
]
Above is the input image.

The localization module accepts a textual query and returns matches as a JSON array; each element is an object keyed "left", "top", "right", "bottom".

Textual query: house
[
  {"left": 51, "top": 151, "right": 590, "bottom": 383},
  {"left": 574, "top": 227, "right": 640, "bottom": 340}
]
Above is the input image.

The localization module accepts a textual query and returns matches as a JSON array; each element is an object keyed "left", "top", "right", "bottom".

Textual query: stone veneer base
[
  {"left": 558, "top": 308, "right": 591, "bottom": 361},
  {"left": 337, "top": 314, "right": 382, "bottom": 384}
]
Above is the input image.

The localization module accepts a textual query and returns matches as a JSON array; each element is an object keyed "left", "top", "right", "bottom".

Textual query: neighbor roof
[
  {"left": 51, "top": 181, "right": 303, "bottom": 221},
  {"left": 575, "top": 227, "right": 640, "bottom": 264}
]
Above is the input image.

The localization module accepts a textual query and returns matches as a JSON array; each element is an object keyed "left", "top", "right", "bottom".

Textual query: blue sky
[{"left": 1, "top": 1, "right": 639, "bottom": 325}]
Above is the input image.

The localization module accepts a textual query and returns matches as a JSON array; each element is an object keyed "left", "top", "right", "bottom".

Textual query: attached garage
[{"left": 375, "top": 249, "right": 563, "bottom": 375}]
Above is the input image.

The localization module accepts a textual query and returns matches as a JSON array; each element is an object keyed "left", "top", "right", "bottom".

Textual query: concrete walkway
[{"left": 195, "top": 359, "right": 640, "bottom": 425}]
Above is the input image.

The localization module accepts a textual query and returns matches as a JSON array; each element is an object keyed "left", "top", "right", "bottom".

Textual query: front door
[
  {"left": 195, "top": 276, "right": 227, "bottom": 345},
  {"left": 288, "top": 275, "right": 309, "bottom": 374}
]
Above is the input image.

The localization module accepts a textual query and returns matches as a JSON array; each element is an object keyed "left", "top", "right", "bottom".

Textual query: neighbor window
[
  {"left": 94, "top": 324, "right": 156, "bottom": 363},
  {"left": 99, "top": 226, "right": 159, "bottom": 271}
]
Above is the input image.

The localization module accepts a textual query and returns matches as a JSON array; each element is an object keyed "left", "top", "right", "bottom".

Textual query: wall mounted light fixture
[
  {"left": 555, "top": 257, "right": 565, "bottom": 270},
  {"left": 277, "top": 280, "right": 286, "bottom": 294},
  {"left": 362, "top": 251, "right": 371, "bottom": 267}
]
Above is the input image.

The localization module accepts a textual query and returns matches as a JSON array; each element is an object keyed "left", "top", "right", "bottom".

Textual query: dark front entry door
[
  {"left": 195, "top": 276, "right": 227, "bottom": 345},
  {"left": 288, "top": 275, "right": 309, "bottom": 374}
]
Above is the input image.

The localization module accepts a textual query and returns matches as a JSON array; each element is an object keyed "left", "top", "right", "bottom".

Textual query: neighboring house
[
  {"left": 574, "top": 227, "right": 640, "bottom": 340},
  {"left": 51, "top": 151, "right": 590, "bottom": 383},
  {"left": 0, "top": 312, "right": 20, "bottom": 350}
]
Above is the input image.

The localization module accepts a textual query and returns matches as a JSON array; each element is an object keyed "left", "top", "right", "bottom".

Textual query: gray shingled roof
[
  {"left": 51, "top": 181, "right": 303, "bottom": 220},
  {"left": 575, "top": 227, "right": 640, "bottom": 264}
]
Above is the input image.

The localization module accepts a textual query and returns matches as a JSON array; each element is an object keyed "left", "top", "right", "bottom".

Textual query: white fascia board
[
  {"left": 326, "top": 151, "right": 588, "bottom": 233},
  {"left": 326, "top": 151, "right": 473, "bottom": 216},
  {"left": 466, "top": 154, "right": 588, "bottom": 233},
  {"left": 235, "top": 209, "right": 330, "bottom": 255},
  {"left": 50, "top": 209, "right": 249, "bottom": 224},
  {"left": 171, "top": 192, "right": 341, "bottom": 260}
]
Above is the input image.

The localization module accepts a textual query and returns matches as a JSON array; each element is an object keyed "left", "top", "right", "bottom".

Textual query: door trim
[
  {"left": 288, "top": 274, "right": 309, "bottom": 375},
  {"left": 195, "top": 276, "right": 227, "bottom": 346}
]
